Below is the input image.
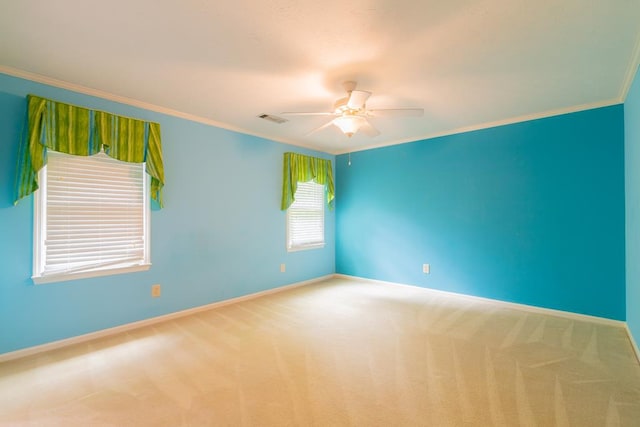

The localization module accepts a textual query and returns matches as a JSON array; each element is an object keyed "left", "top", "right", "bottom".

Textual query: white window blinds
[
  {"left": 286, "top": 180, "right": 325, "bottom": 251},
  {"left": 33, "top": 150, "right": 150, "bottom": 283}
]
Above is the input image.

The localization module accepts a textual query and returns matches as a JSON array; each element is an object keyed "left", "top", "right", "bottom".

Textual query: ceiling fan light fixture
[
  {"left": 280, "top": 81, "right": 421, "bottom": 139},
  {"left": 334, "top": 115, "right": 366, "bottom": 137}
]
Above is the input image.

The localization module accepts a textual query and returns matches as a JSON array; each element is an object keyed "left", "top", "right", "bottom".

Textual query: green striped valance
[
  {"left": 281, "top": 152, "right": 334, "bottom": 210},
  {"left": 15, "top": 95, "right": 165, "bottom": 207}
]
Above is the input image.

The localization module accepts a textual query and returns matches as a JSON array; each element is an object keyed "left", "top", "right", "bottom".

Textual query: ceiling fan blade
[
  {"left": 368, "top": 108, "right": 424, "bottom": 117},
  {"left": 359, "top": 120, "right": 380, "bottom": 137},
  {"left": 306, "top": 119, "right": 336, "bottom": 136},
  {"left": 347, "top": 90, "right": 371, "bottom": 109},
  {"left": 280, "top": 112, "right": 335, "bottom": 116}
]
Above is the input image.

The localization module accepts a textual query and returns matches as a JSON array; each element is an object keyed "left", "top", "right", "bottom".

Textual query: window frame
[
  {"left": 286, "top": 180, "right": 326, "bottom": 252},
  {"left": 32, "top": 150, "right": 151, "bottom": 284}
]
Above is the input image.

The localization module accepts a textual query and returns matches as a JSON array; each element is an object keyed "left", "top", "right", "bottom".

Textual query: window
[
  {"left": 286, "top": 180, "right": 325, "bottom": 251},
  {"left": 33, "top": 150, "right": 150, "bottom": 284}
]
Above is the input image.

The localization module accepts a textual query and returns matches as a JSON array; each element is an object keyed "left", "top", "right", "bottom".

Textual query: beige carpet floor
[{"left": 1, "top": 277, "right": 639, "bottom": 426}]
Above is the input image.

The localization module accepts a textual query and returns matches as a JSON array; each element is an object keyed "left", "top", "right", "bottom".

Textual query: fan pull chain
[{"left": 348, "top": 152, "right": 352, "bottom": 166}]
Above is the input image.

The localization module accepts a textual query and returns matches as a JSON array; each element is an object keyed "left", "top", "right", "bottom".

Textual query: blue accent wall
[
  {"left": 625, "top": 66, "right": 640, "bottom": 347},
  {"left": 1, "top": 69, "right": 633, "bottom": 355},
  {"left": 0, "top": 73, "right": 335, "bottom": 354},
  {"left": 336, "top": 106, "right": 626, "bottom": 320}
]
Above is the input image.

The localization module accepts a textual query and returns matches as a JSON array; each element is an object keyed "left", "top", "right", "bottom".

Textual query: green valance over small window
[
  {"left": 281, "top": 152, "right": 334, "bottom": 210},
  {"left": 15, "top": 94, "right": 165, "bottom": 207}
]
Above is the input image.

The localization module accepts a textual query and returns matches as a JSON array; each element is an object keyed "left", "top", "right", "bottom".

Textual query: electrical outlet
[
  {"left": 151, "top": 284, "right": 161, "bottom": 297},
  {"left": 280, "top": 263, "right": 286, "bottom": 273},
  {"left": 422, "top": 264, "right": 430, "bottom": 274}
]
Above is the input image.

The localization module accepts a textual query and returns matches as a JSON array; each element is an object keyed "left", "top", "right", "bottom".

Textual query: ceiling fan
[{"left": 281, "top": 81, "right": 424, "bottom": 138}]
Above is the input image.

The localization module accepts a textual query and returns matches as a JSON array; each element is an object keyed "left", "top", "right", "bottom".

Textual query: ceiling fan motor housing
[{"left": 334, "top": 97, "right": 363, "bottom": 115}]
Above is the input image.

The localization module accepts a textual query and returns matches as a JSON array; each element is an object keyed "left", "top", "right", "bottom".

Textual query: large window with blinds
[
  {"left": 286, "top": 180, "right": 325, "bottom": 251},
  {"left": 33, "top": 150, "right": 150, "bottom": 284}
]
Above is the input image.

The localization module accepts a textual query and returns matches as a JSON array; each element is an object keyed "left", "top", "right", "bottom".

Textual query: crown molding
[
  {"left": 331, "top": 99, "right": 621, "bottom": 155},
  {"left": 619, "top": 30, "right": 640, "bottom": 102},
  {"left": 0, "top": 65, "right": 321, "bottom": 154},
  {"left": 0, "top": 65, "right": 625, "bottom": 157}
]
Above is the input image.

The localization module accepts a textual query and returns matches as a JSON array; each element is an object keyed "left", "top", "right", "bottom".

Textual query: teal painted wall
[
  {"left": 0, "top": 73, "right": 335, "bottom": 354},
  {"left": 0, "top": 69, "right": 632, "bottom": 355},
  {"left": 336, "top": 106, "right": 626, "bottom": 320},
  {"left": 625, "top": 66, "right": 640, "bottom": 346}
]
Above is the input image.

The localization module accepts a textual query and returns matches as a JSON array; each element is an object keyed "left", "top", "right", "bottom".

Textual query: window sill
[
  {"left": 286, "top": 243, "right": 325, "bottom": 252},
  {"left": 33, "top": 264, "right": 151, "bottom": 285}
]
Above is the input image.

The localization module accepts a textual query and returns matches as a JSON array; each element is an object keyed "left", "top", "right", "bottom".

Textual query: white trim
[
  {"left": 32, "top": 152, "right": 151, "bottom": 285},
  {"left": 619, "top": 29, "right": 640, "bottom": 102},
  {"left": 0, "top": 275, "right": 332, "bottom": 363},
  {"left": 626, "top": 324, "right": 640, "bottom": 365},
  {"left": 0, "top": 65, "right": 321, "bottom": 154},
  {"left": 286, "top": 243, "right": 326, "bottom": 252},
  {"left": 286, "top": 180, "right": 326, "bottom": 252},
  {"left": 2, "top": 273, "right": 634, "bottom": 363},
  {"left": 33, "top": 264, "right": 151, "bottom": 285},
  {"left": 331, "top": 99, "right": 621, "bottom": 155},
  {"left": 0, "top": 65, "right": 623, "bottom": 157},
  {"left": 32, "top": 173, "right": 45, "bottom": 279},
  {"left": 333, "top": 274, "right": 627, "bottom": 327}
]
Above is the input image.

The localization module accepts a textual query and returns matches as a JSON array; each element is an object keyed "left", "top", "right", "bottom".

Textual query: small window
[
  {"left": 286, "top": 180, "right": 325, "bottom": 251},
  {"left": 33, "top": 150, "right": 150, "bottom": 284}
]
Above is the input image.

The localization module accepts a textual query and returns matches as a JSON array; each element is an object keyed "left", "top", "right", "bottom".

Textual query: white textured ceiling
[{"left": 1, "top": 0, "right": 640, "bottom": 154}]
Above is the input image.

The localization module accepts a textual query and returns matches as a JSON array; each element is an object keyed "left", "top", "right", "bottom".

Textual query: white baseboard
[
  {"left": 3, "top": 274, "right": 634, "bottom": 364},
  {"left": 0, "top": 275, "right": 332, "bottom": 363},
  {"left": 337, "top": 274, "right": 640, "bottom": 366},
  {"left": 626, "top": 324, "right": 640, "bottom": 365},
  {"left": 333, "top": 274, "right": 627, "bottom": 328}
]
